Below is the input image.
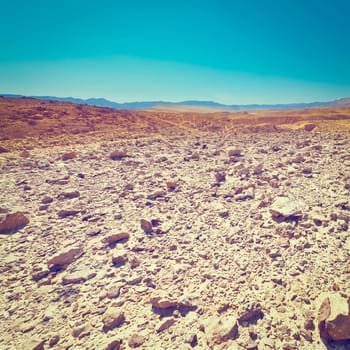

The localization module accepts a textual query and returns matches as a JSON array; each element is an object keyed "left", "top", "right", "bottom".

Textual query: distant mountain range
[{"left": 2, "top": 94, "right": 350, "bottom": 111}]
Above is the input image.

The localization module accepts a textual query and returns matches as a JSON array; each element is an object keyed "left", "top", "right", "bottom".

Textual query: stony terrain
[{"left": 0, "top": 97, "right": 350, "bottom": 350}]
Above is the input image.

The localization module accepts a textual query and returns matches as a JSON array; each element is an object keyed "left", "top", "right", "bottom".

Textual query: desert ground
[{"left": 0, "top": 96, "right": 350, "bottom": 350}]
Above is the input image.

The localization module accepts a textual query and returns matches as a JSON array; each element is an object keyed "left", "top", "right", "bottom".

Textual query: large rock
[
  {"left": 150, "top": 294, "right": 177, "bottom": 309},
  {"left": 102, "top": 231, "right": 130, "bottom": 245},
  {"left": 0, "top": 212, "right": 29, "bottom": 234},
  {"left": 203, "top": 315, "right": 239, "bottom": 347},
  {"left": 102, "top": 308, "right": 125, "bottom": 330},
  {"left": 47, "top": 247, "right": 83, "bottom": 267},
  {"left": 270, "top": 197, "right": 302, "bottom": 219},
  {"left": 318, "top": 294, "right": 350, "bottom": 341}
]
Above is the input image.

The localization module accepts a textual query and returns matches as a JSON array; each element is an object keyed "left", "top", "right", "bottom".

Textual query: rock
[
  {"left": 62, "top": 268, "right": 96, "bottom": 284},
  {"left": 150, "top": 293, "right": 177, "bottom": 309},
  {"left": 0, "top": 212, "right": 29, "bottom": 234},
  {"left": 104, "top": 339, "right": 122, "bottom": 350},
  {"left": 238, "top": 304, "right": 264, "bottom": 324},
  {"left": 31, "top": 265, "right": 50, "bottom": 282},
  {"left": 107, "top": 286, "right": 120, "bottom": 299},
  {"left": 215, "top": 172, "right": 226, "bottom": 183},
  {"left": 41, "top": 196, "right": 53, "bottom": 204},
  {"left": 157, "top": 318, "right": 175, "bottom": 333},
  {"left": 111, "top": 249, "right": 128, "bottom": 266},
  {"left": 270, "top": 197, "right": 302, "bottom": 219},
  {"left": 57, "top": 190, "right": 80, "bottom": 200},
  {"left": 140, "top": 219, "right": 153, "bottom": 234},
  {"left": 304, "top": 123, "right": 317, "bottom": 131},
  {"left": 110, "top": 151, "right": 128, "bottom": 160},
  {"left": 186, "top": 333, "right": 198, "bottom": 348},
  {"left": 228, "top": 149, "right": 242, "bottom": 157},
  {"left": 87, "top": 229, "right": 101, "bottom": 237},
  {"left": 37, "top": 159, "right": 50, "bottom": 169},
  {"left": 72, "top": 323, "right": 89, "bottom": 338},
  {"left": 128, "top": 333, "right": 145, "bottom": 348},
  {"left": 235, "top": 187, "right": 255, "bottom": 201},
  {"left": 47, "top": 246, "right": 83, "bottom": 267},
  {"left": 166, "top": 181, "right": 177, "bottom": 191},
  {"left": 204, "top": 315, "right": 239, "bottom": 347},
  {"left": 58, "top": 209, "right": 80, "bottom": 218},
  {"left": 62, "top": 151, "right": 76, "bottom": 160},
  {"left": 0, "top": 146, "right": 9, "bottom": 153},
  {"left": 48, "top": 335, "right": 60, "bottom": 347},
  {"left": 103, "top": 231, "right": 130, "bottom": 245},
  {"left": 25, "top": 339, "right": 45, "bottom": 350},
  {"left": 102, "top": 308, "right": 125, "bottom": 330},
  {"left": 318, "top": 294, "right": 350, "bottom": 341},
  {"left": 147, "top": 191, "right": 167, "bottom": 200}
]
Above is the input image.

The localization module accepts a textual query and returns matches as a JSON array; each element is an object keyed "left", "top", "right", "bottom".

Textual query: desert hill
[
  {"left": 2, "top": 94, "right": 350, "bottom": 111},
  {"left": 0, "top": 97, "right": 350, "bottom": 349}
]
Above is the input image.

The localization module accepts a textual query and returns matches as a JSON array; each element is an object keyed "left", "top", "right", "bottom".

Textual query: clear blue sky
[{"left": 1, "top": 0, "right": 349, "bottom": 104}]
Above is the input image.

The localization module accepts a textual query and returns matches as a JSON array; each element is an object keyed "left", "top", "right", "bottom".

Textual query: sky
[{"left": 1, "top": 0, "right": 350, "bottom": 104}]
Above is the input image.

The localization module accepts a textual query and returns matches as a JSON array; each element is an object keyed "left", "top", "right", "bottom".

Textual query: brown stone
[
  {"left": 0, "top": 212, "right": 29, "bottom": 234},
  {"left": 151, "top": 294, "right": 177, "bottom": 309},
  {"left": 140, "top": 219, "right": 153, "bottom": 234},
  {"left": 58, "top": 209, "right": 80, "bottom": 218},
  {"left": 57, "top": 190, "right": 80, "bottom": 200},
  {"left": 62, "top": 151, "right": 76, "bottom": 160},
  {"left": 41, "top": 196, "right": 53, "bottom": 204},
  {"left": 110, "top": 151, "right": 128, "bottom": 160},
  {"left": 103, "top": 232, "right": 130, "bottom": 245},
  {"left": 228, "top": 149, "right": 242, "bottom": 157},
  {"left": 111, "top": 249, "right": 128, "bottom": 266},
  {"left": 47, "top": 246, "right": 83, "bottom": 267},
  {"left": 102, "top": 308, "right": 125, "bottom": 330},
  {"left": 157, "top": 318, "right": 175, "bottom": 333},
  {"left": 104, "top": 339, "right": 122, "bottom": 350},
  {"left": 128, "top": 333, "right": 145, "bottom": 348},
  {"left": 166, "top": 181, "right": 177, "bottom": 191},
  {"left": 318, "top": 294, "right": 350, "bottom": 341},
  {"left": 304, "top": 123, "right": 317, "bottom": 131}
]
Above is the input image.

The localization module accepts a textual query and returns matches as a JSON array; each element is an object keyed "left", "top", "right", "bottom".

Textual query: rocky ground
[{"left": 0, "top": 97, "right": 350, "bottom": 350}]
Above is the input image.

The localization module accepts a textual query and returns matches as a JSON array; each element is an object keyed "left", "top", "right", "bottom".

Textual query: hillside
[{"left": 0, "top": 97, "right": 350, "bottom": 349}]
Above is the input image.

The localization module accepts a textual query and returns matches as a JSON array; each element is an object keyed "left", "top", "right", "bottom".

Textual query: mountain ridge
[{"left": 1, "top": 94, "right": 350, "bottom": 111}]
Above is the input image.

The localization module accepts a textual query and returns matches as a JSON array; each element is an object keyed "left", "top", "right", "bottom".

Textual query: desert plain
[{"left": 0, "top": 96, "right": 350, "bottom": 350}]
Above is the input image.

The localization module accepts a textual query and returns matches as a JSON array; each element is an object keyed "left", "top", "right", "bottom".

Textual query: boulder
[
  {"left": 102, "top": 308, "right": 125, "bottom": 330},
  {"left": 0, "top": 212, "right": 29, "bottom": 234},
  {"left": 47, "top": 247, "right": 83, "bottom": 267},
  {"left": 318, "top": 294, "right": 350, "bottom": 341},
  {"left": 270, "top": 197, "right": 302, "bottom": 219}
]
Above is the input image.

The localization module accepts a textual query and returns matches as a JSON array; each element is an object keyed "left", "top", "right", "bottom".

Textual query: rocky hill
[{"left": 0, "top": 97, "right": 350, "bottom": 349}]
